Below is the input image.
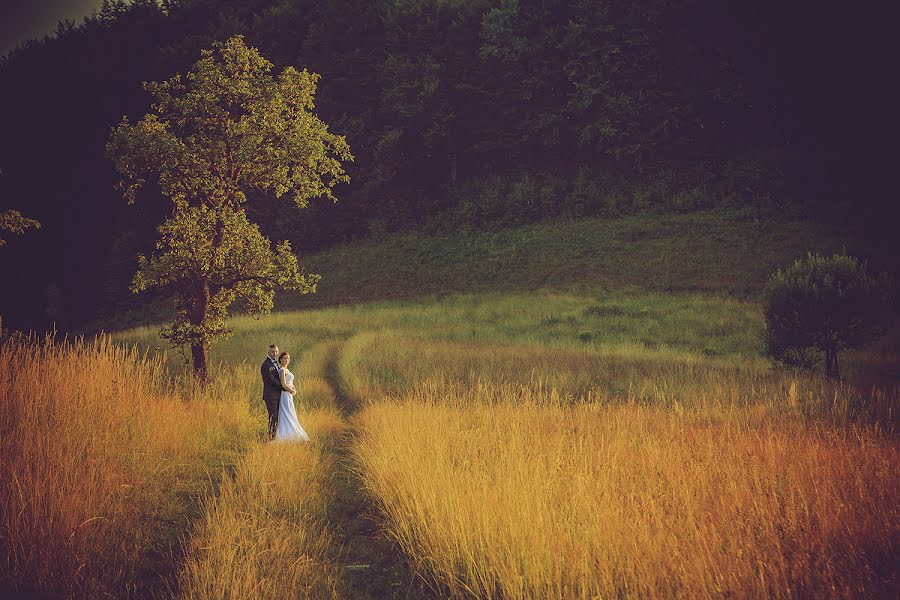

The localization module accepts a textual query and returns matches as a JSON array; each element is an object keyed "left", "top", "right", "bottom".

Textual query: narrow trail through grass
[
  {"left": 144, "top": 461, "right": 242, "bottom": 600},
  {"left": 320, "top": 343, "right": 436, "bottom": 600}
]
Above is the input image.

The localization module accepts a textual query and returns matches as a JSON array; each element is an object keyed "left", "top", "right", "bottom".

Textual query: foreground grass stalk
[
  {"left": 354, "top": 382, "right": 899, "bottom": 599},
  {"left": 177, "top": 411, "right": 345, "bottom": 600},
  {"left": 0, "top": 336, "right": 255, "bottom": 598}
]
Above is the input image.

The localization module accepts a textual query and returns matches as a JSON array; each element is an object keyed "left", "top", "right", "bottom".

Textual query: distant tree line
[{"left": 0, "top": 0, "right": 891, "bottom": 331}]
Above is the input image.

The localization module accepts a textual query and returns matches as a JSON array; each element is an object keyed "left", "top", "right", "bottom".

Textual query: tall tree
[
  {"left": 374, "top": 0, "right": 491, "bottom": 216},
  {"left": 106, "top": 35, "right": 352, "bottom": 381},
  {"left": 296, "top": 0, "right": 385, "bottom": 240}
]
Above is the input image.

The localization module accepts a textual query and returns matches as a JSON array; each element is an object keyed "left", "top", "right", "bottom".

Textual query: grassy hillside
[
  {"left": 99, "top": 207, "right": 885, "bottom": 336},
  {"left": 114, "top": 207, "right": 896, "bottom": 386},
  {"left": 281, "top": 208, "right": 879, "bottom": 310}
]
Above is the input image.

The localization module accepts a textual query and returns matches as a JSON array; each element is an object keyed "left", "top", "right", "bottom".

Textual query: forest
[{"left": 0, "top": 0, "right": 893, "bottom": 332}]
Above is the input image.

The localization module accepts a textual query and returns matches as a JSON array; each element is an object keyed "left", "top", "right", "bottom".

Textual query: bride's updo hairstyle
[{"left": 278, "top": 352, "right": 290, "bottom": 365}]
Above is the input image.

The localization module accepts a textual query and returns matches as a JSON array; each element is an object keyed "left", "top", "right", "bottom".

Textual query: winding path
[{"left": 320, "top": 343, "right": 437, "bottom": 600}]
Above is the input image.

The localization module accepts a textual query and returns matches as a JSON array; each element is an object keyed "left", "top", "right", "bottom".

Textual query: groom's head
[{"left": 267, "top": 344, "right": 279, "bottom": 359}]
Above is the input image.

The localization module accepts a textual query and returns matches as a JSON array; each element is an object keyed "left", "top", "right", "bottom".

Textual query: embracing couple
[{"left": 261, "top": 343, "right": 310, "bottom": 442}]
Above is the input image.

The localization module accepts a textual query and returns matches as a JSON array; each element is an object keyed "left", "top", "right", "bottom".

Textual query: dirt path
[
  {"left": 320, "top": 344, "right": 438, "bottom": 600},
  {"left": 141, "top": 461, "right": 239, "bottom": 599}
]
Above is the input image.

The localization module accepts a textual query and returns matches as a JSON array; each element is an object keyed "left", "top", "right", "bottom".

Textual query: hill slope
[{"left": 280, "top": 208, "right": 877, "bottom": 310}]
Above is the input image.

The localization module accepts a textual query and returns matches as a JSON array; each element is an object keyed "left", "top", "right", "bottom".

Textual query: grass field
[
  {"left": 354, "top": 386, "right": 898, "bottom": 598},
  {"left": 176, "top": 343, "right": 346, "bottom": 599},
  {"left": 111, "top": 284, "right": 898, "bottom": 599},
  {"left": 8, "top": 208, "right": 896, "bottom": 598},
  {"left": 284, "top": 208, "right": 885, "bottom": 308},
  {"left": 0, "top": 336, "right": 257, "bottom": 597},
  {"left": 178, "top": 413, "right": 345, "bottom": 600},
  {"left": 98, "top": 207, "right": 886, "bottom": 334}
]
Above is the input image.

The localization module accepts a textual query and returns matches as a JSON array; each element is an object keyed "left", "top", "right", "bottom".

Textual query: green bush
[{"left": 763, "top": 253, "right": 893, "bottom": 377}]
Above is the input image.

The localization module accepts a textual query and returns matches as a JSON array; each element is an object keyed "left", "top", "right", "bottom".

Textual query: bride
[{"left": 275, "top": 352, "right": 310, "bottom": 442}]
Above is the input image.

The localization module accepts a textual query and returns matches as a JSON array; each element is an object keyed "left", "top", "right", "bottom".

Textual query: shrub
[{"left": 763, "top": 253, "right": 893, "bottom": 377}]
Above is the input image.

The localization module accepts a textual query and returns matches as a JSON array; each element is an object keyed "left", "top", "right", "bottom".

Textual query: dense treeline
[{"left": 0, "top": 0, "right": 891, "bottom": 332}]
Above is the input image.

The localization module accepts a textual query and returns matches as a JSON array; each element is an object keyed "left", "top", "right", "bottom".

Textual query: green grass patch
[
  {"left": 279, "top": 208, "right": 873, "bottom": 311},
  {"left": 119, "top": 290, "right": 763, "bottom": 372}
]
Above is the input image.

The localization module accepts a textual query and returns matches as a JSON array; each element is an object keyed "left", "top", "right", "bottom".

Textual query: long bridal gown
[{"left": 275, "top": 368, "right": 310, "bottom": 442}]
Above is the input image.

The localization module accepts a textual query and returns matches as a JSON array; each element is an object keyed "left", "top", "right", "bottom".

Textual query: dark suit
[{"left": 261, "top": 357, "right": 283, "bottom": 439}]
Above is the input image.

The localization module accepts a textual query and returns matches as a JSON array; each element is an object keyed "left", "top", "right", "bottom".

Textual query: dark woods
[{"left": 0, "top": 0, "right": 892, "bottom": 333}]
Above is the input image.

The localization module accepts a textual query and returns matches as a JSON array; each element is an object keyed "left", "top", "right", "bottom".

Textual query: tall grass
[
  {"left": 354, "top": 381, "right": 900, "bottom": 599},
  {"left": 339, "top": 332, "right": 897, "bottom": 424},
  {"left": 176, "top": 343, "right": 347, "bottom": 599},
  {"left": 110, "top": 288, "right": 897, "bottom": 599},
  {"left": 0, "top": 335, "right": 256, "bottom": 598},
  {"left": 177, "top": 411, "right": 345, "bottom": 600}
]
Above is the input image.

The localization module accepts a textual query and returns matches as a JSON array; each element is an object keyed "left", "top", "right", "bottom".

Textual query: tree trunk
[
  {"left": 188, "top": 213, "right": 226, "bottom": 385},
  {"left": 189, "top": 280, "right": 211, "bottom": 384},
  {"left": 191, "top": 342, "right": 209, "bottom": 384}
]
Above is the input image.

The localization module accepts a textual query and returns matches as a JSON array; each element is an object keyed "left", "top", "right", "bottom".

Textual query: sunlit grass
[
  {"left": 13, "top": 202, "right": 896, "bottom": 598},
  {"left": 339, "top": 331, "right": 897, "bottom": 425},
  {"left": 122, "top": 288, "right": 893, "bottom": 392},
  {"left": 177, "top": 410, "right": 345, "bottom": 600},
  {"left": 119, "top": 290, "right": 766, "bottom": 375},
  {"left": 354, "top": 381, "right": 899, "bottom": 599},
  {"left": 0, "top": 335, "right": 256, "bottom": 598},
  {"left": 175, "top": 339, "right": 347, "bottom": 599},
  {"left": 110, "top": 288, "right": 898, "bottom": 599}
]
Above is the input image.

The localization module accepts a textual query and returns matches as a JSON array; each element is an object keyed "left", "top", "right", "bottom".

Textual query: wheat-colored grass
[
  {"left": 176, "top": 343, "right": 346, "bottom": 599},
  {"left": 0, "top": 335, "right": 256, "bottom": 598},
  {"left": 340, "top": 331, "right": 897, "bottom": 424},
  {"left": 354, "top": 381, "right": 899, "bottom": 599},
  {"left": 111, "top": 290, "right": 898, "bottom": 598},
  {"left": 177, "top": 410, "right": 345, "bottom": 600}
]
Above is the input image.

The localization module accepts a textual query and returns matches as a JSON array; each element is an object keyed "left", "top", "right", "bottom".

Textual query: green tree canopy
[{"left": 106, "top": 35, "right": 352, "bottom": 381}]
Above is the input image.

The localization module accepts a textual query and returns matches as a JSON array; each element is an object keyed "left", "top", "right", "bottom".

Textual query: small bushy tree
[{"left": 763, "top": 253, "right": 893, "bottom": 378}]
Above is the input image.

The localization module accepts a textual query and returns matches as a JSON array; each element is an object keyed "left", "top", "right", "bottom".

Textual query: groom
[{"left": 261, "top": 343, "right": 284, "bottom": 439}]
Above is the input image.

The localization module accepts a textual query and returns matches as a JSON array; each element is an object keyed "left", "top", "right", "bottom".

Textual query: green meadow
[
  {"left": 22, "top": 207, "right": 894, "bottom": 598},
  {"left": 287, "top": 208, "right": 880, "bottom": 308}
]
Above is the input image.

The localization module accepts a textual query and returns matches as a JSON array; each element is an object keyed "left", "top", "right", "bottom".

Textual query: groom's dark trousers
[{"left": 261, "top": 358, "right": 282, "bottom": 439}]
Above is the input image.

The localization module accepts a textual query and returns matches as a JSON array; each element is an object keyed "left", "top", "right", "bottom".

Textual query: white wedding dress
[{"left": 275, "top": 368, "right": 310, "bottom": 442}]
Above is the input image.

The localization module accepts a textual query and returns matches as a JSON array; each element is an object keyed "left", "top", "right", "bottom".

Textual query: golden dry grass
[
  {"left": 176, "top": 343, "right": 347, "bottom": 599},
  {"left": 354, "top": 381, "right": 900, "bottom": 599},
  {"left": 0, "top": 335, "right": 256, "bottom": 598},
  {"left": 110, "top": 290, "right": 898, "bottom": 599},
  {"left": 177, "top": 410, "right": 345, "bottom": 600},
  {"left": 340, "top": 332, "right": 898, "bottom": 426}
]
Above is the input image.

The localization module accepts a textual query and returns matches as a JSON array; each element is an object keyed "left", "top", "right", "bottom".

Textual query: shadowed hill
[
  {"left": 95, "top": 207, "right": 888, "bottom": 334},
  {"left": 279, "top": 208, "right": 882, "bottom": 311}
]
